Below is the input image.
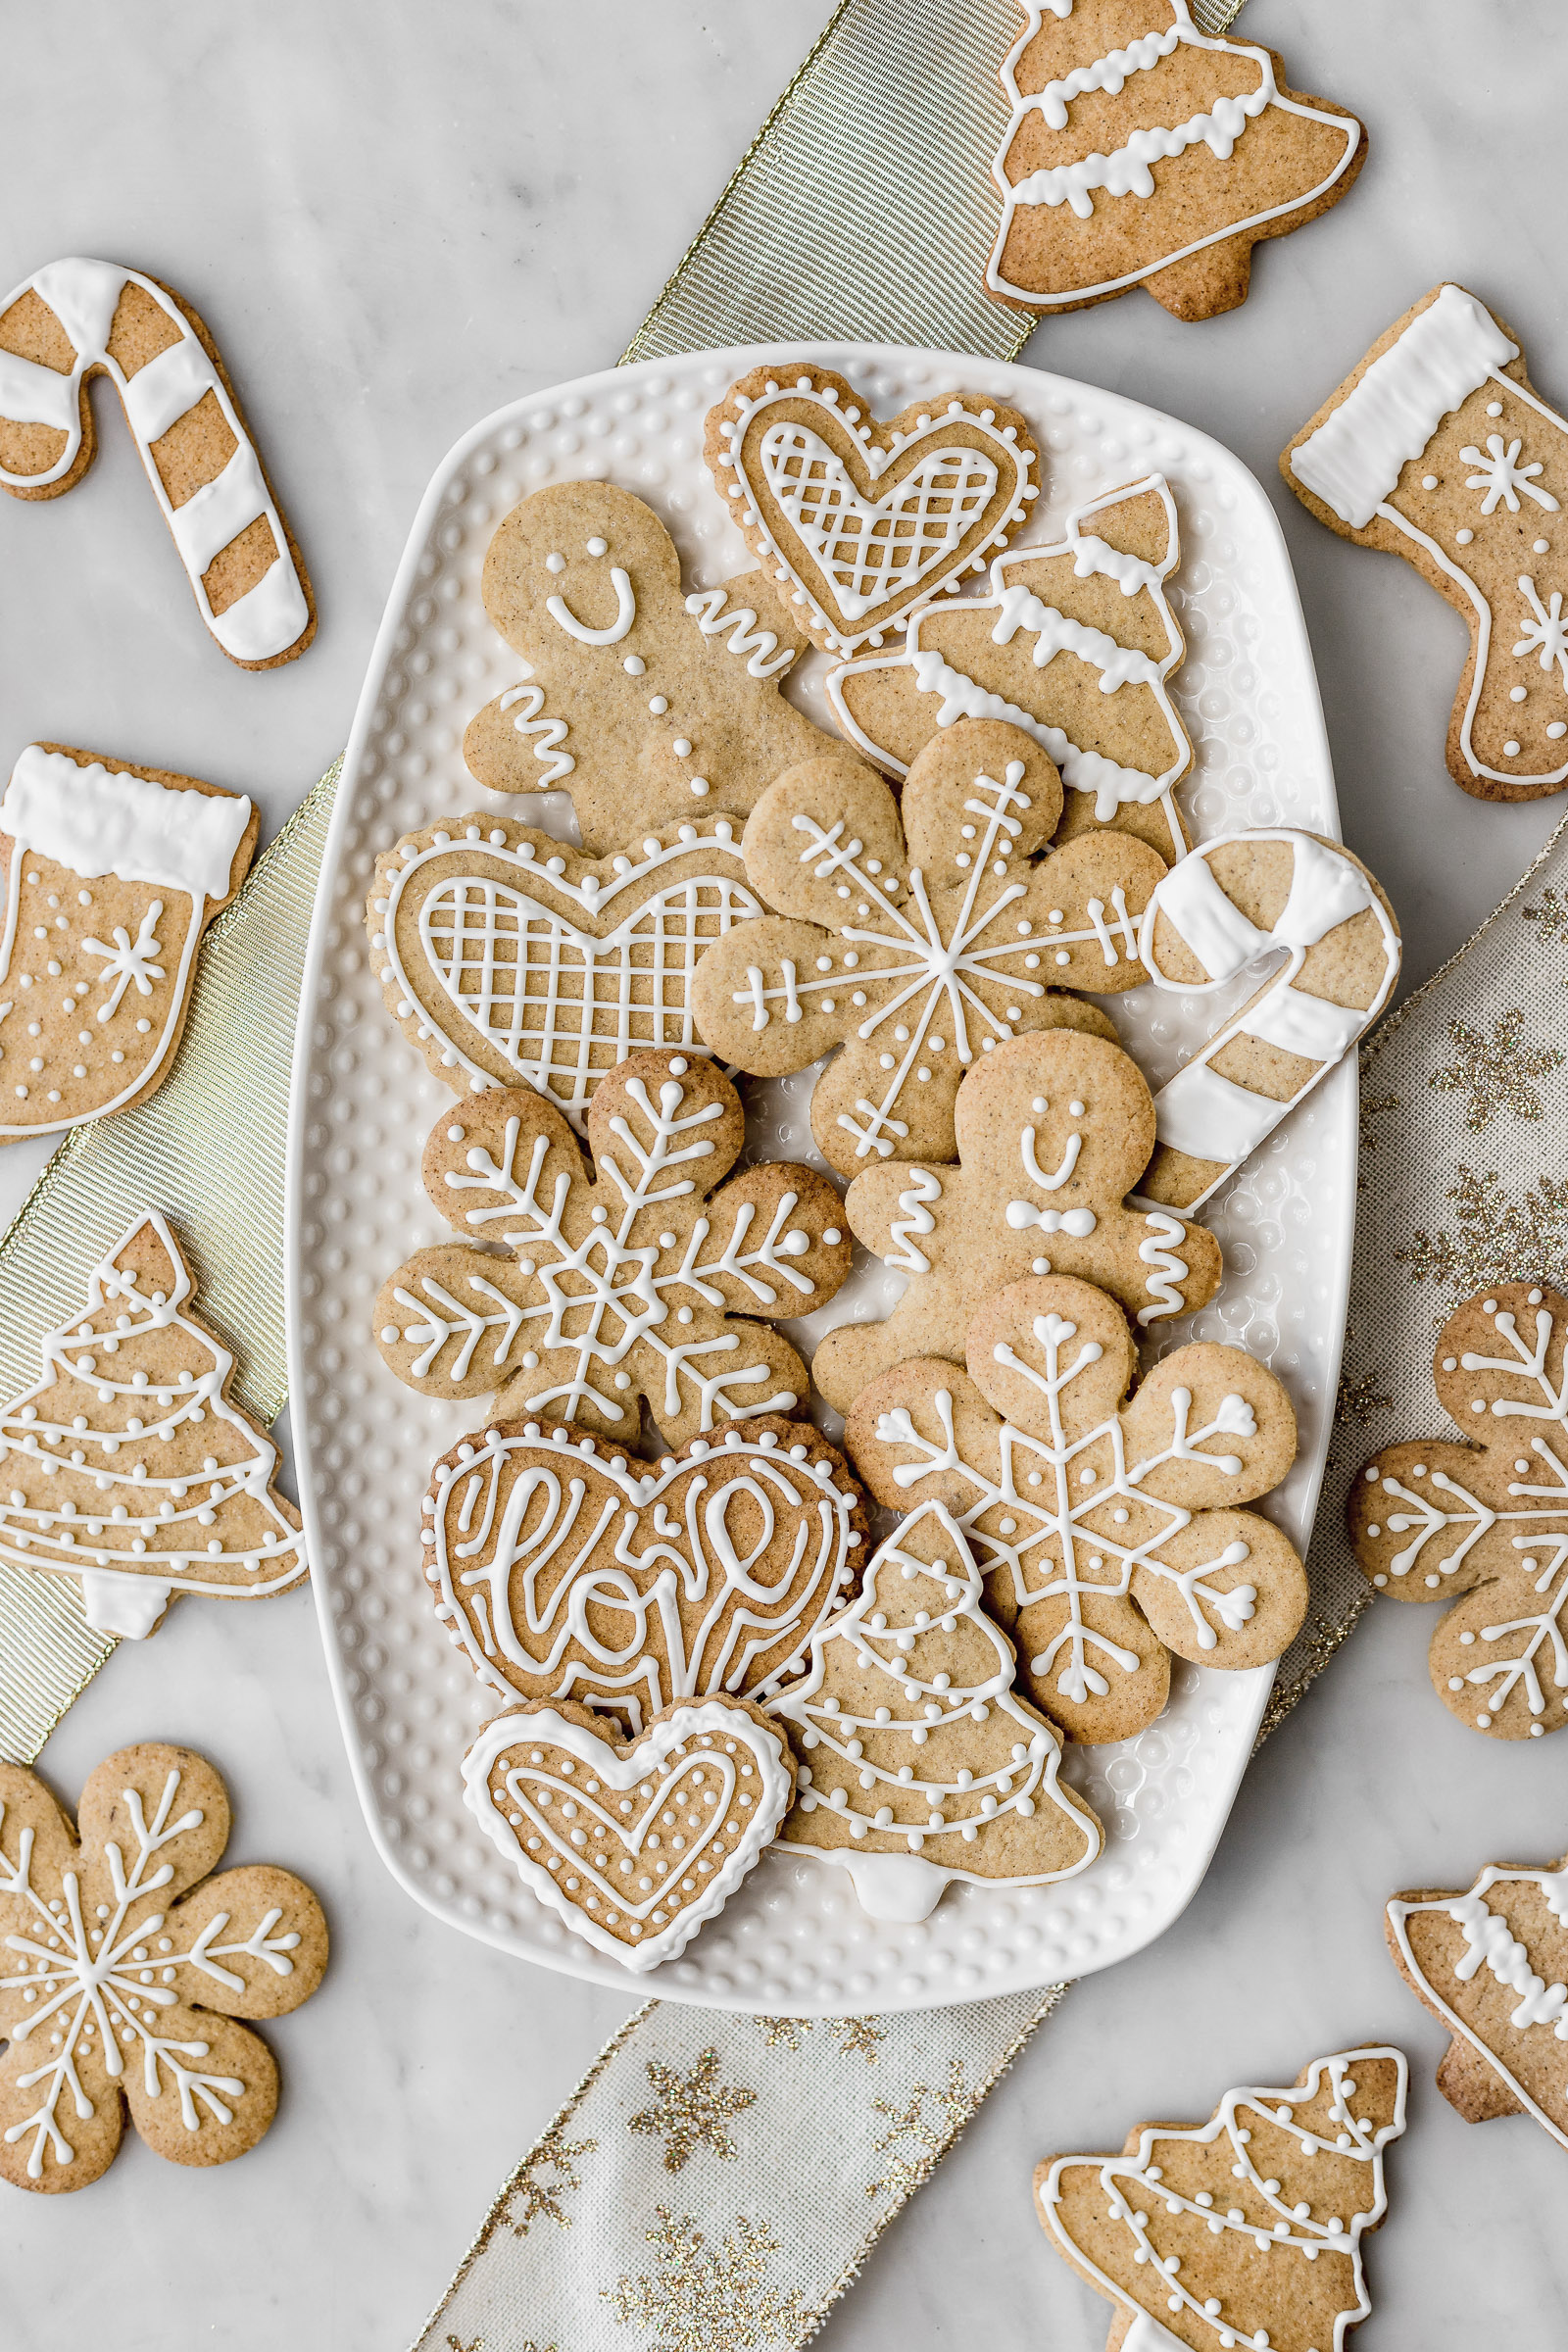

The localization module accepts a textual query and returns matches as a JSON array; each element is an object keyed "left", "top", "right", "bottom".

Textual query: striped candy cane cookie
[
  {"left": 1137, "top": 828, "right": 1400, "bottom": 1211},
  {"left": 0, "top": 258, "right": 314, "bottom": 667}
]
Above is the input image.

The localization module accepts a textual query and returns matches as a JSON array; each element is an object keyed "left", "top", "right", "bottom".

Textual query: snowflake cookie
[
  {"left": 690, "top": 719, "right": 1166, "bottom": 1182},
  {"left": 1036, "top": 2046, "right": 1407, "bottom": 2352},
  {"left": 846, "top": 1273, "right": 1307, "bottom": 1742},
  {"left": 0, "top": 1210, "right": 306, "bottom": 1639},
  {"left": 770, "top": 1497, "right": 1102, "bottom": 1920},
  {"left": 0, "top": 1742, "right": 326, "bottom": 2192},
  {"left": 1348, "top": 1281, "right": 1568, "bottom": 1740},
  {"left": 987, "top": 2, "right": 1365, "bottom": 321},
  {"left": 464, "top": 1695, "right": 795, "bottom": 1974},
  {"left": 374, "top": 1049, "right": 850, "bottom": 1446},
  {"left": 1287, "top": 284, "right": 1568, "bottom": 800}
]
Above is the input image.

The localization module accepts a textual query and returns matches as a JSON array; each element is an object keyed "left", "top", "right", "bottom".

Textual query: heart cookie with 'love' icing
[{"left": 463, "top": 1695, "right": 795, "bottom": 1971}]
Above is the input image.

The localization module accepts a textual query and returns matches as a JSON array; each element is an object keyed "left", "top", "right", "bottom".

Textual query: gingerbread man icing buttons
[
  {"left": 690, "top": 719, "right": 1165, "bottom": 1183},
  {"left": 1348, "top": 1281, "right": 1568, "bottom": 1740}
]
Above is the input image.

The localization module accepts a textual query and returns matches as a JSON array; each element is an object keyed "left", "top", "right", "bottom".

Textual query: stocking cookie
[
  {"left": 1348, "top": 1281, "right": 1568, "bottom": 1741},
  {"left": 770, "top": 1497, "right": 1102, "bottom": 1920},
  {"left": 464, "top": 1696, "right": 795, "bottom": 1974},
  {"left": 987, "top": 3, "right": 1365, "bottom": 321},
  {"left": 422, "top": 1415, "right": 867, "bottom": 1727},
  {"left": 1036, "top": 2046, "right": 1407, "bottom": 2352},
  {"left": 462, "top": 481, "right": 832, "bottom": 852},
  {"left": 375, "top": 1050, "right": 850, "bottom": 1446},
  {"left": 689, "top": 719, "right": 1162, "bottom": 1183},
  {"left": 1286, "top": 284, "right": 1568, "bottom": 799},
  {"left": 828, "top": 474, "right": 1193, "bottom": 863},
  {"left": 0, "top": 258, "right": 313, "bottom": 666},
  {"left": 1387, "top": 1851, "right": 1568, "bottom": 2150},
  {"left": 704, "top": 364, "right": 1041, "bottom": 657}
]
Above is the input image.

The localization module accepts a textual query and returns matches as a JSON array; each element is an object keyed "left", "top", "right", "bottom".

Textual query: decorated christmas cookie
[
  {"left": 1388, "top": 1850, "right": 1568, "bottom": 2150},
  {"left": 1286, "top": 283, "right": 1568, "bottom": 799},
  {"left": 0, "top": 1742, "right": 326, "bottom": 2192},
  {"left": 421, "top": 1415, "right": 867, "bottom": 1727},
  {"left": 374, "top": 1050, "right": 850, "bottom": 1446},
  {"left": 827, "top": 473, "right": 1194, "bottom": 863},
  {"left": 704, "top": 364, "right": 1041, "bottom": 658},
  {"left": 689, "top": 720, "right": 1162, "bottom": 1182},
  {"left": 987, "top": 2, "right": 1365, "bottom": 321},
  {"left": 846, "top": 1273, "right": 1306, "bottom": 1742},
  {"left": 0, "top": 1211, "right": 307, "bottom": 1639},
  {"left": 771, "top": 1497, "right": 1102, "bottom": 1919},
  {"left": 462, "top": 481, "right": 832, "bottom": 852},
  {"left": 464, "top": 1695, "right": 795, "bottom": 1973},
  {"left": 0, "top": 258, "right": 313, "bottom": 665},
  {"left": 1036, "top": 2045, "right": 1407, "bottom": 2352},
  {"left": 809, "top": 1027, "right": 1223, "bottom": 1417},
  {"left": 0, "top": 744, "right": 256, "bottom": 1140},
  {"left": 367, "top": 811, "right": 762, "bottom": 1129},
  {"left": 1349, "top": 1281, "right": 1568, "bottom": 1741}
]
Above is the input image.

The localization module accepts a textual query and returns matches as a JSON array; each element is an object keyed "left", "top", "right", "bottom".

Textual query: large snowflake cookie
[
  {"left": 0, "top": 1742, "right": 326, "bottom": 2192},
  {"left": 827, "top": 473, "right": 1194, "bottom": 863},
  {"left": 375, "top": 1049, "right": 850, "bottom": 1446},
  {"left": 704, "top": 364, "right": 1041, "bottom": 658},
  {"left": 846, "top": 1272, "right": 1307, "bottom": 1743},
  {"left": 0, "top": 1210, "right": 307, "bottom": 1639},
  {"left": 771, "top": 1497, "right": 1102, "bottom": 1920},
  {"left": 464, "top": 1695, "right": 795, "bottom": 1974},
  {"left": 462, "top": 481, "right": 832, "bottom": 853},
  {"left": 0, "top": 744, "right": 256, "bottom": 1141},
  {"left": 1348, "top": 1281, "right": 1568, "bottom": 1741},
  {"left": 0, "top": 258, "right": 313, "bottom": 665},
  {"left": 1287, "top": 283, "right": 1568, "bottom": 799},
  {"left": 987, "top": 2, "right": 1365, "bottom": 321},
  {"left": 690, "top": 719, "right": 1165, "bottom": 1182},
  {"left": 1036, "top": 2045, "right": 1407, "bottom": 2352}
]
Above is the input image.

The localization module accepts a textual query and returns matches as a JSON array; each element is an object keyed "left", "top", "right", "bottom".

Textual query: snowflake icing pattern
[
  {"left": 1513, "top": 575, "right": 1568, "bottom": 691},
  {"left": 82, "top": 903, "right": 166, "bottom": 1021},
  {"left": 1461, "top": 434, "right": 1560, "bottom": 517}
]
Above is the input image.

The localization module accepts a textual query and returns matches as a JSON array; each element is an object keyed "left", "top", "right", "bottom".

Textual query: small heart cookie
[{"left": 463, "top": 1696, "right": 795, "bottom": 1972}]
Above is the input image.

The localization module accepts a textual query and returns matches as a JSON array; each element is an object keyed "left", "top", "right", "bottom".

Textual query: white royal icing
[
  {"left": 498, "top": 672, "right": 575, "bottom": 787},
  {"left": 888, "top": 1168, "right": 943, "bottom": 1274},
  {"left": 683, "top": 585, "right": 796, "bottom": 678},
  {"left": 0, "top": 747, "right": 249, "bottom": 902}
]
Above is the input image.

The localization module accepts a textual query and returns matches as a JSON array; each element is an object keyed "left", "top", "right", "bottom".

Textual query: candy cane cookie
[
  {"left": 1136, "top": 829, "right": 1400, "bottom": 1211},
  {"left": 0, "top": 259, "right": 314, "bottom": 667}
]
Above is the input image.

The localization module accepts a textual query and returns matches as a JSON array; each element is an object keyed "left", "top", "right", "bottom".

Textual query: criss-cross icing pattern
[{"left": 759, "top": 423, "right": 999, "bottom": 622}]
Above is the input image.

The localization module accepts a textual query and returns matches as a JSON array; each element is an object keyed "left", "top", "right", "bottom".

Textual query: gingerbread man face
[
  {"left": 691, "top": 717, "right": 1167, "bottom": 1182},
  {"left": 1349, "top": 1281, "right": 1568, "bottom": 1740}
]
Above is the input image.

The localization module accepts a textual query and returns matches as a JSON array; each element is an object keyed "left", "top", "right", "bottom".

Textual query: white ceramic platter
[{"left": 285, "top": 340, "right": 1350, "bottom": 2014}]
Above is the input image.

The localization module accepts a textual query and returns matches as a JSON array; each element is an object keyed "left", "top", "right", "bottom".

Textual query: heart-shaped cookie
[
  {"left": 706, "top": 365, "right": 1041, "bottom": 658},
  {"left": 463, "top": 1695, "right": 795, "bottom": 1971}
]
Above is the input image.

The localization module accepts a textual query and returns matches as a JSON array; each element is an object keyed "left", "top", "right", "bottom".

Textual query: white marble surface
[{"left": 1, "top": 3, "right": 1566, "bottom": 2345}]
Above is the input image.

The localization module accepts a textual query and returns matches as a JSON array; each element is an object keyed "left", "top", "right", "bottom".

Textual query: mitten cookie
[
  {"left": 462, "top": 481, "right": 832, "bottom": 852},
  {"left": 1349, "top": 1281, "right": 1568, "bottom": 1740},
  {"left": 1036, "top": 2046, "right": 1407, "bottom": 2352},
  {"left": 704, "top": 365, "right": 1041, "bottom": 658},
  {"left": 0, "top": 1743, "right": 326, "bottom": 2192},
  {"left": 811, "top": 1026, "right": 1222, "bottom": 1415},
  {"left": 0, "top": 258, "right": 313, "bottom": 665},
  {"left": 375, "top": 1050, "right": 850, "bottom": 1446},
  {"left": 690, "top": 719, "right": 1161, "bottom": 1182},
  {"left": 827, "top": 472, "right": 1193, "bottom": 863},
  {"left": 1286, "top": 285, "right": 1568, "bottom": 799},
  {"left": 846, "top": 1273, "right": 1306, "bottom": 1741},
  {"left": 770, "top": 1497, "right": 1102, "bottom": 1919},
  {"left": 0, "top": 744, "right": 256, "bottom": 1140},
  {"left": 987, "top": 2, "right": 1365, "bottom": 321}
]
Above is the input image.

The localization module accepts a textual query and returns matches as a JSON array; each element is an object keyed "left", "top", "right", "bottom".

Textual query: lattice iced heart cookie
[
  {"left": 704, "top": 364, "right": 1041, "bottom": 658},
  {"left": 422, "top": 1414, "right": 867, "bottom": 1726},
  {"left": 375, "top": 1049, "right": 850, "bottom": 1446},
  {"left": 367, "top": 811, "right": 760, "bottom": 1129},
  {"left": 828, "top": 474, "right": 1194, "bottom": 864},
  {"left": 1348, "top": 1282, "right": 1568, "bottom": 1741},
  {"left": 846, "top": 1272, "right": 1306, "bottom": 1742},
  {"left": 463, "top": 481, "right": 832, "bottom": 852},
  {"left": 1286, "top": 284, "right": 1568, "bottom": 799},
  {"left": 463, "top": 1696, "right": 795, "bottom": 1973}
]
